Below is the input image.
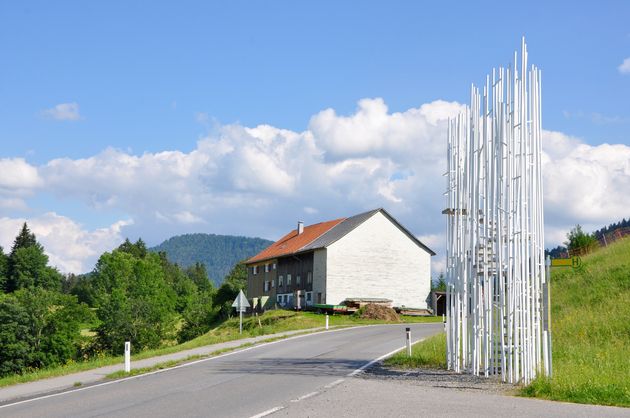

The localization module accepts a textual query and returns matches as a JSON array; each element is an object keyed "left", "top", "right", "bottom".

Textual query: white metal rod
[{"left": 444, "top": 39, "right": 548, "bottom": 384}]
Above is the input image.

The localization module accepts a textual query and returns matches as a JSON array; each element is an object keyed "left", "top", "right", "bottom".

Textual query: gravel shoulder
[{"left": 361, "top": 362, "right": 518, "bottom": 395}]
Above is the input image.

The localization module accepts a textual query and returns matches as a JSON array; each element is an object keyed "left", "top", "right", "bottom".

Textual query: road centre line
[
  {"left": 249, "top": 405, "right": 286, "bottom": 418},
  {"left": 0, "top": 324, "right": 420, "bottom": 410},
  {"left": 248, "top": 335, "right": 429, "bottom": 418}
]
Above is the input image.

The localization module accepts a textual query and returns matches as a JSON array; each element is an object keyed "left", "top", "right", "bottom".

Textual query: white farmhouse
[{"left": 245, "top": 208, "right": 435, "bottom": 310}]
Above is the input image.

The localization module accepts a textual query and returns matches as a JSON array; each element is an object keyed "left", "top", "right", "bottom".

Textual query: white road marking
[
  {"left": 290, "top": 391, "right": 319, "bottom": 402},
  {"left": 323, "top": 378, "right": 345, "bottom": 389},
  {"left": 0, "top": 324, "right": 415, "bottom": 410},
  {"left": 248, "top": 334, "right": 430, "bottom": 417},
  {"left": 347, "top": 336, "right": 427, "bottom": 377},
  {"left": 249, "top": 405, "right": 285, "bottom": 418}
]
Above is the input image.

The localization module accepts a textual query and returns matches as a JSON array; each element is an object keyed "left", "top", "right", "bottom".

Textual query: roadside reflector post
[
  {"left": 124, "top": 341, "right": 131, "bottom": 373},
  {"left": 406, "top": 327, "right": 412, "bottom": 357},
  {"left": 325, "top": 313, "right": 329, "bottom": 330}
]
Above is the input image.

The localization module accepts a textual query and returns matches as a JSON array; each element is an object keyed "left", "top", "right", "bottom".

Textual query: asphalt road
[
  {"left": 4, "top": 323, "right": 627, "bottom": 418},
  {"left": 0, "top": 323, "right": 442, "bottom": 418}
]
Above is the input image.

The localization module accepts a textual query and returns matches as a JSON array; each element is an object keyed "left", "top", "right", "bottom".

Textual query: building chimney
[{"left": 297, "top": 221, "right": 304, "bottom": 235}]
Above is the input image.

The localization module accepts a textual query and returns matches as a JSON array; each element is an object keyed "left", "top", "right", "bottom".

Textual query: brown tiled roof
[{"left": 246, "top": 218, "right": 345, "bottom": 264}]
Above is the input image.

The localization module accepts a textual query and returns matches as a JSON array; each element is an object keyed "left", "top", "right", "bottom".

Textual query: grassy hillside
[
  {"left": 385, "top": 237, "right": 630, "bottom": 407},
  {"left": 523, "top": 236, "right": 630, "bottom": 406},
  {"left": 150, "top": 233, "right": 273, "bottom": 286}
]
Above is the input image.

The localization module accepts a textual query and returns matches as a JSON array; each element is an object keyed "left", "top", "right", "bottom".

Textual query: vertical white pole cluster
[{"left": 444, "top": 38, "right": 550, "bottom": 384}]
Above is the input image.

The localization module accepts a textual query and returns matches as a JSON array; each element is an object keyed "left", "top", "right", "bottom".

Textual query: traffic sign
[
  {"left": 232, "top": 290, "right": 250, "bottom": 334},
  {"left": 232, "top": 290, "right": 250, "bottom": 312},
  {"left": 551, "top": 256, "right": 581, "bottom": 268}
]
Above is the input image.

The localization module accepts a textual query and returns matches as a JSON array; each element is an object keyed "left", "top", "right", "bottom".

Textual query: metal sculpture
[{"left": 444, "top": 38, "right": 551, "bottom": 384}]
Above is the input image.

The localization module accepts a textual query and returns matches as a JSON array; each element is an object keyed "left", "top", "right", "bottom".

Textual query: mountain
[{"left": 150, "top": 233, "right": 273, "bottom": 286}]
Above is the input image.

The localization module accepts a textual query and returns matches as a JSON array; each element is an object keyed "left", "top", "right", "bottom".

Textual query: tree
[
  {"left": 93, "top": 250, "right": 177, "bottom": 354},
  {"left": 214, "top": 262, "right": 247, "bottom": 319},
  {"left": 0, "top": 288, "right": 90, "bottom": 376},
  {"left": 14, "top": 288, "right": 91, "bottom": 369},
  {"left": 5, "top": 224, "right": 63, "bottom": 292},
  {"left": 10, "top": 223, "right": 37, "bottom": 255},
  {"left": 117, "top": 238, "right": 148, "bottom": 259},
  {"left": 0, "top": 247, "right": 7, "bottom": 292},
  {"left": 0, "top": 293, "right": 33, "bottom": 376},
  {"left": 178, "top": 289, "right": 217, "bottom": 342},
  {"left": 565, "top": 224, "right": 599, "bottom": 255},
  {"left": 186, "top": 262, "right": 213, "bottom": 293},
  {"left": 432, "top": 272, "right": 447, "bottom": 292}
]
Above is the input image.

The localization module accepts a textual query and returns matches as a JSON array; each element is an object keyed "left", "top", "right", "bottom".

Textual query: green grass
[
  {"left": 520, "top": 237, "right": 630, "bottom": 407},
  {"left": 380, "top": 238, "right": 630, "bottom": 408},
  {"left": 384, "top": 332, "right": 446, "bottom": 369},
  {"left": 0, "top": 309, "right": 439, "bottom": 388}
]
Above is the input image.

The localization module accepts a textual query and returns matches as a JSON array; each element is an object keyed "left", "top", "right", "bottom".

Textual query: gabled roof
[
  {"left": 246, "top": 218, "right": 345, "bottom": 263},
  {"left": 245, "top": 208, "right": 436, "bottom": 264}
]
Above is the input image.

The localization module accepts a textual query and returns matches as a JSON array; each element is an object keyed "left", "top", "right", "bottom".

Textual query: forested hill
[{"left": 150, "top": 233, "right": 273, "bottom": 286}]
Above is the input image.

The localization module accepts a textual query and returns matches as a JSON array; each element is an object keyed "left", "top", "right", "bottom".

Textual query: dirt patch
[{"left": 355, "top": 304, "right": 400, "bottom": 321}]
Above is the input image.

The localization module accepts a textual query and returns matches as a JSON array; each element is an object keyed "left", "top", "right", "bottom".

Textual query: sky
[{"left": 1, "top": 1, "right": 629, "bottom": 275}]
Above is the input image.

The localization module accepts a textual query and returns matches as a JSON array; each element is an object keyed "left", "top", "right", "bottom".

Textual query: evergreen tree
[
  {"left": 0, "top": 247, "right": 7, "bottom": 292},
  {"left": 432, "top": 272, "right": 446, "bottom": 291},
  {"left": 6, "top": 223, "right": 62, "bottom": 292},
  {"left": 10, "top": 223, "right": 37, "bottom": 256},
  {"left": 186, "top": 262, "right": 213, "bottom": 292},
  {"left": 117, "top": 238, "right": 148, "bottom": 259}
]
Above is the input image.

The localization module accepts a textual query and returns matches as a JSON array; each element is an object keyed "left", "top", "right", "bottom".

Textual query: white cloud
[
  {"left": 42, "top": 102, "right": 81, "bottom": 121},
  {"left": 0, "top": 213, "right": 131, "bottom": 273},
  {"left": 0, "top": 198, "right": 28, "bottom": 211},
  {"left": 619, "top": 57, "right": 630, "bottom": 74},
  {"left": 309, "top": 98, "right": 464, "bottom": 159},
  {"left": 0, "top": 158, "right": 42, "bottom": 192},
  {"left": 3, "top": 97, "right": 629, "bottom": 274},
  {"left": 543, "top": 138, "right": 630, "bottom": 230}
]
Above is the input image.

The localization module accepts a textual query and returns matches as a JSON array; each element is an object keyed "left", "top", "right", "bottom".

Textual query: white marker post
[
  {"left": 406, "top": 327, "right": 412, "bottom": 357},
  {"left": 124, "top": 341, "right": 131, "bottom": 373},
  {"left": 231, "top": 289, "right": 250, "bottom": 335},
  {"left": 325, "top": 313, "right": 329, "bottom": 330}
]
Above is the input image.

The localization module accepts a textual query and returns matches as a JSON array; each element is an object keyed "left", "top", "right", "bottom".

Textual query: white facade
[
  {"left": 312, "top": 249, "right": 327, "bottom": 304},
  {"left": 324, "top": 211, "right": 431, "bottom": 308}
]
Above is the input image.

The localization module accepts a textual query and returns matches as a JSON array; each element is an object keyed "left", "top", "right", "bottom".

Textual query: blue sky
[{"left": 1, "top": 1, "right": 629, "bottom": 274}]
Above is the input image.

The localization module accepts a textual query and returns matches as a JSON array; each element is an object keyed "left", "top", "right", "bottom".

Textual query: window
[
  {"left": 278, "top": 276, "right": 284, "bottom": 287},
  {"left": 307, "top": 272, "right": 312, "bottom": 284},
  {"left": 296, "top": 275, "right": 301, "bottom": 285},
  {"left": 306, "top": 292, "right": 312, "bottom": 302},
  {"left": 283, "top": 294, "right": 288, "bottom": 303},
  {"left": 277, "top": 294, "right": 282, "bottom": 303},
  {"left": 264, "top": 281, "right": 269, "bottom": 292},
  {"left": 287, "top": 274, "right": 292, "bottom": 286},
  {"left": 272, "top": 263, "right": 277, "bottom": 270},
  {"left": 265, "top": 264, "right": 270, "bottom": 273},
  {"left": 253, "top": 266, "right": 258, "bottom": 275},
  {"left": 271, "top": 279, "right": 275, "bottom": 288}
]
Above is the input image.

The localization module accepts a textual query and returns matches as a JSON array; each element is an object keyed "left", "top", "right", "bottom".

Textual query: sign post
[{"left": 232, "top": 290, "right": 250, "bottom": 334}]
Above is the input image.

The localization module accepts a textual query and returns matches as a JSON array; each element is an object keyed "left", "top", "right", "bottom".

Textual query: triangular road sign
[{"left": 232, "top": 289, "right": 250, "bottom": 311}]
